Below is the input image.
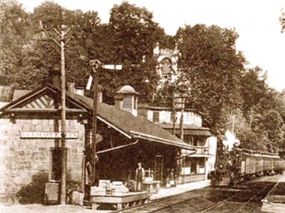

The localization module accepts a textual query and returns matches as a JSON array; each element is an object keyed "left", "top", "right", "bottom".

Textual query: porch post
[{"left": 204, "top": 157, "right": 208, "bottom": 180}]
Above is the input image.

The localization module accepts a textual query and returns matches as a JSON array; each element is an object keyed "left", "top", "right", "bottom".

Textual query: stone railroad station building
[{"left": 0, "top": 44, "right": 216, "bottom": 203}]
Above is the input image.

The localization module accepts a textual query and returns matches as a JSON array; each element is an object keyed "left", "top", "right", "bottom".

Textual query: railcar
[{"left": 212, "top": 148, "right": 285, "bottom": 187}]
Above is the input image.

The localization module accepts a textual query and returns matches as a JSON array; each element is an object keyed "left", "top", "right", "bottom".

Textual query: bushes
[
  {"left": 16, "top": 170, "right": 82, "bottom": 204},
  {"left": 16, "top": 171, "right": 49, "bottom": 204}
]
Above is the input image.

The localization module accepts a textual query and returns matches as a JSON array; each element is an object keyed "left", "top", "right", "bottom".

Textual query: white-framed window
[{"left": 122, "top": 96, "right": 132, "bottom": 109}]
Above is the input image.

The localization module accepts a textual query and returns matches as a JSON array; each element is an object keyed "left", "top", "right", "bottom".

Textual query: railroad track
[
  {"left": 117, "top": 191, "right": 207, "bottom": 213},
  {"left": 118, "top": 176, "right": 279, "bottom": 213},
  {"left": 197, "top": 182, "right": 276, "bottom": 213},
  {"left": 233, "top": 181, "right": 277, "bottom": 213},
  {"left": 194, "top": 191, "right": 247, "bottom": 213},
  {"left": 118, "top": 188, "right": 237, "bottom": 213}
]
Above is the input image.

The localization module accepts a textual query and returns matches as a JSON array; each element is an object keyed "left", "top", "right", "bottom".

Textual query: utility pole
[
  {"left": 232, "top": 114, "right": 235, "bottom": 132},
  {"left": 87, "top": 60, "right": 123, "bottom": 187},
  {"left": 179, "top": 96, "right": 186, "bottom": 140},
  {"left": 176, "top": 74, "right": 191, "bottom": 140},
  {"left": 89, "top": 59, "right": 101, "bottom": 186},
  {"left": 40, "top": 20, "right": 70, "bottom": 204},
  {"left": 60, "top": 25, "right": 67, "bottom": 205},
  {"left": 49, "top": 24, "right": 70, "bottom": 205},
  {"left": 249, "top": 108, "right": 253, "bottom": 130},
  {"left": 172, "top": 88, "right": 176, "bottom": 136}
]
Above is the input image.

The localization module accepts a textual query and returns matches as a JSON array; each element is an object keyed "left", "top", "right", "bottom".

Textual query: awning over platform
[
  {"left": 130, "top": 130, "right": 195, "bottom": 150},
  {"left": 183, "top": 129, "right": 212, "bottom": 136},
  {"left": 181, "top": 148, "right": 210, "bottom": 157},
  {"left": 158, "top": 123, "right": 212, "bottom": 137}
]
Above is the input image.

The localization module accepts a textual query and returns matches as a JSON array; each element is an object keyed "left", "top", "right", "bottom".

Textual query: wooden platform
[
  {"left": 262, "top": 176, "right": 285, "bottom": 212},
  {"left": 264, "top": 176, "right": 285, "bottom": 203},
  {"left": 262, "top": 202, "right": 285, "bottom": 212},
  {"left": 90, "top": 191, "right": 150, "bottom": 210}
]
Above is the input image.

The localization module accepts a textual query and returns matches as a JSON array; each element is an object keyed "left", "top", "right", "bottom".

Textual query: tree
[
  {"left": 109, "top": 2, "right": 161, "bottom": 64},
  {"left": 28, "top": 1, "right": 102, "bottom": 88},
  {"left": 240, "top": 67, "right": 273, "bottom": 124},
  {"left": 0, "top": 2, "right": 32, "bottom": 87},
  {"left": 97, "top": 2, "right": 168, "bottom": 103},
  {"left": 260, "top": 110, "right": 284, "bottom": 150},
  {"left": 175, "top": 24, "right": 245, "bottom": 133},
  {"left": 275, "top": 90, "right": 285, "bottom": 122}
]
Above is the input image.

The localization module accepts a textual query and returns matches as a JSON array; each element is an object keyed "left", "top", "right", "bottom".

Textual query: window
[
  {"left": 122, "top": 96, "right": 132, "bottom": 109},
  {"left": 50, "top": 148, "right": 62, "bottom": 180},
  {"left": 160, "top": 58, "right": 172, "bottom": 79},
  {"left": 191, "top": 160, "right": 197, "bottom": 174},
  {"left": 153, "top": 111, "right": 160, "bottom": 122},
  {"left": 170, "top": 111, "right": 177, "bottom": 122},
  {"left": 184, "top": 135, "right": 194, "bottom": 145}
]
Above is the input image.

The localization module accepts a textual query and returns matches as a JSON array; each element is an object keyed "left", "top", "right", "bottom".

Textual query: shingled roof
[
  {"left": 0, "top": 84, "right": 193, "bottom": 150},
  {"left": 72, "top": 93, "right": 193, "bottom": 150}
]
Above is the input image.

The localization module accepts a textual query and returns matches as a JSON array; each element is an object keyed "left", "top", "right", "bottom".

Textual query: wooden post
[
  {"left": 249, "top": 108, "right": 253, "bottom": 129},
  {"left": 204, "top": 157, "right": 208, "bottom": 180},
  {"left": 60, "top": 25, "right": 67, "bottom": 205},
  {"left": 232, "top": 114, "right": 235, "bottom": 132},
  {"left": 179, "top": 97, "right": 185, "bottom": 140},
  {"left": 83, "top": 124, "right": 90, "bottom": 196},
  {"left": 90, "top": 59, "right": 101, "bottom": 186},
  {"left": 92, "top": 69, "right": 98, "bottom": 186},
  {"left": 172, "top": 89, "right": 176, "bottom": 136}
]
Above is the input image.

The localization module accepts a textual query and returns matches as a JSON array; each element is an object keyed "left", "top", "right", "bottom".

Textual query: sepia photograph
[{"left": 1, "top": 0, "right": 285, "bottom": 212}]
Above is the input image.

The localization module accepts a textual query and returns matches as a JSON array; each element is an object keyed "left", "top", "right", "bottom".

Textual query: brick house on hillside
[{"left": 145, "top": 43, "right": 217, "bottom": 183}]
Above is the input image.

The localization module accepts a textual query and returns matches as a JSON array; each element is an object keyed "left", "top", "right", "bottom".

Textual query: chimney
[
  {"left": 74, "top": 87, "right": 84, "bottom": 96},
  {"left": 114, "top": 94, "right": 123, "bottom": 110},
  {"left": 138, "top": 103, "right": 148, "bottom": 118},
  {"left": 115, "top": 85, "right": 139, "bottom": 116},
  {"left": 67, "top": 82, "right": 75, "bottom": 94},
  {"left": 153, "top": 42, "right": 160, "bottom": 56},
  {"left": 49, "top": 69, "right": 60, "bottom": 88}
]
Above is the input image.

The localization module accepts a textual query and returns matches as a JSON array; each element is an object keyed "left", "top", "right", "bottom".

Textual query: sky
[{"left": 17, "top": 0, "right": 285, "bottom": 91}]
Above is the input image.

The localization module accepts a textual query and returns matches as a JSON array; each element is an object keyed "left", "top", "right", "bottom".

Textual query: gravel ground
[
  {"left": 0, "top": 204, "right": 111, "bottom": 213},
  {"left": 0, "top": 175, "right": 282, "bottom": 213}
]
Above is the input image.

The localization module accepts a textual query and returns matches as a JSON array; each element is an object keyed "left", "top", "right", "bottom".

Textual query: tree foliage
[
  {"left": 1, "top": 1, "right": 285, "bottom": 151},
  {"left": 109, "top": 2, "right": 160, "bottom": 64},
  {"left": 0, "top": 2, "right": 32, "bottom": 87},
  {"left": 175, "top": 24, "right": 245, "bottom": 133}
]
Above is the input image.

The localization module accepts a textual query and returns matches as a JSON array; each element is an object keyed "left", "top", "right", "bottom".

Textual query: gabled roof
[
  {"left": 0, "top": 84, "right": 193, "bottom": 150},
  {"left": 13, "top": 90, "right": 32, "bottom": 101},
  {"left": 0, "top": 85, "right": 90, "bottom": 115}
]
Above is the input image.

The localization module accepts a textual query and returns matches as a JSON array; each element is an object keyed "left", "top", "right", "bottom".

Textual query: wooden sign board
[{"left": 20, "top": 131, "right": 79, "bottom": 139}]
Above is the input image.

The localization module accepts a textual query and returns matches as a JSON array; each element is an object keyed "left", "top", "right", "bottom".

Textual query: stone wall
[{"left": 0, "top": 118, "right": 85, "bottom": 203}]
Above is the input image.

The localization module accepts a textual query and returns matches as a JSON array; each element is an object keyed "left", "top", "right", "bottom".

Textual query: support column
[
  {"left": 204, "top": 157, "right": 208, "bottom": 180},
  {"left": 83, "top": 123, "right": 92, "bottom": 201}
]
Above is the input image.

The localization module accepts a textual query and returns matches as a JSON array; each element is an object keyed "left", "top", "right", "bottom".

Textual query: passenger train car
[{"left": 212, "top": 147, "right": 285, "bottom": 186}]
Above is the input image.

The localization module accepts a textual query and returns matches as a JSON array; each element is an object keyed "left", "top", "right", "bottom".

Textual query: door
[{"left": 154, "top": 155, "right": 163, "bottom": 181}]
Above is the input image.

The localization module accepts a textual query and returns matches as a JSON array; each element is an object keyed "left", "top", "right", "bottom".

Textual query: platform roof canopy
[{"left": 158, "top": 123, "right": 212, "bottom": 137}]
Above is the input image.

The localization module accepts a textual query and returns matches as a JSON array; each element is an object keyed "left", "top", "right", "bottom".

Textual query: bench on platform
[{"left": 90, "top": 191, "right": 150, "bottom": 210}]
